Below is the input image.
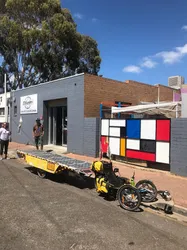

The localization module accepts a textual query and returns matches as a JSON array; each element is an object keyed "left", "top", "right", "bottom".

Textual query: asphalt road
[{"left": 0, "top": 159, "right": 187, "bottom": 250}]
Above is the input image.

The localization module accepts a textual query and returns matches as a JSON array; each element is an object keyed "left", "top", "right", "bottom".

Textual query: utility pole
[
  {"left": 157, "top": 85, "right": 160, "bottom": 104},
  {"left": 4, "top": 74, "right": 8, "bottom": 123}
]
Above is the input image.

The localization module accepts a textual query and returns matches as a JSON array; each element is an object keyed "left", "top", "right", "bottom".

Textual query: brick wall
[
  {"left": 125, "top": 81, "right": 174, "bottom": 102},
  {"left": 84, "top": 74, "right": 178, "bottom": 117},
  {"left": 159, "top": 85, "right": 174, "bottom": 101},
  {"left": 170, "top": 118, "right": 187, "bottom": 177}
]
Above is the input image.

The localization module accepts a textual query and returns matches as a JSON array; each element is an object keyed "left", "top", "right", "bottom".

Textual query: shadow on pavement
[
  {"left": 116, "top": 204, "right": 144, "bottom": 213},
  {"left": 147, "top": 162, "right": 170, "bottom": 172},
  {"left": 99, "top": 193, "right": 144, "bottom": 212},
  {"left": 25, "top": 166, "right": 95, "bottom": 190},
  {"left": 24, "top": 166, "right": 146, "bottom": 213}
]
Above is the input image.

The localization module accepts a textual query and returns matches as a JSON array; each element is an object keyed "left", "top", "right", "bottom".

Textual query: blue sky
[{"left": 63, "top": 0, "right": 187, "bottom": 85}]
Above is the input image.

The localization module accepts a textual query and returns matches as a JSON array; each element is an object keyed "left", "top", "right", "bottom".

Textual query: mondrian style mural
[{"left": 101, "top": 119, "right": 171, "bottom": 164}]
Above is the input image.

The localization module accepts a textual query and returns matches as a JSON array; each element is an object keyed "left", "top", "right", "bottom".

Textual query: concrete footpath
[{"left": 8, "top": 142, "right": 187, "bottom": 216}]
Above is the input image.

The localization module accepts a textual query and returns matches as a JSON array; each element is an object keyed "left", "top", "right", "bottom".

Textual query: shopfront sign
[{"left": 20, "top": 94, "right": 38, "bottom": 114}]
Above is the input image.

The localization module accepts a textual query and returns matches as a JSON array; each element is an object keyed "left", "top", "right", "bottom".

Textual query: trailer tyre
[{"left": 37, "top": 169, "right": 47, "bottom": 179}]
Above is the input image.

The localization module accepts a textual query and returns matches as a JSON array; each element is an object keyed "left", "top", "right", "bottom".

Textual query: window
[
  {"left": 8, "top": 107, "right": 10, "bottom": 116},
  {"left": 0, "top": 108, "right": 5, "bottom": 116},
  {"left": 14, "top": 106, "right": 17, "bottom": 116}
]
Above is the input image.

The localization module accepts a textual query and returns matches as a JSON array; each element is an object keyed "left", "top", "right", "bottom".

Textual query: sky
[{"left": 63, "top": 0, "right": 187, "bottom": 86}]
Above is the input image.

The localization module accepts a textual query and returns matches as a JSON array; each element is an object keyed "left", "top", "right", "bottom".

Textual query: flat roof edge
[{"left": 12, "top": 73, "right": 84, "bottom": 92}]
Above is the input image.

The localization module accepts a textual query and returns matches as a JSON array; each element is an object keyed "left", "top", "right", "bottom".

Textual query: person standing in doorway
[
  {"left": 0, "top": 123, "right": 11, "bottom": 160},
  {"left": 33, "top": 118, "right": 44, "bottom": 150}
]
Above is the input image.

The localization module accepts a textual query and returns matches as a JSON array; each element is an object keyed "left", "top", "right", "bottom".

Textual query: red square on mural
[
  {"left": 101, "top": 136, "right": 109, "bottom": 153},
  {"left": 156, "top": 120, "right": 170, "bottom": 142},
  {"left": 126, "top": 150, "right": 155, "bottom": 162}
]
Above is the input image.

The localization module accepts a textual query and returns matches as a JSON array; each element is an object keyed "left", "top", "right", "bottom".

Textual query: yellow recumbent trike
[{"left": 90, "top": 160, "right": 142, "bottom": 211}]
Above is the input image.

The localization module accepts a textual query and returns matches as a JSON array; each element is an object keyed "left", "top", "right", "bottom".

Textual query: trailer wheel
[{"left": 37, "top": 169, "right": 47, "bottom": 179}]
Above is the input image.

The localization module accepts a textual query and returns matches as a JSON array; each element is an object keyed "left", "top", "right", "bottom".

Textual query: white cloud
[
  {"left": 176, "top": 43, "right": 187, "bottom": 54},
  {"left": 92, "top": 18, "right": 98, "bottom": 23},
  {"left": 156, "top": 51, "right": 181, "bottom": 64},
  {"left": 123, "top": 65, "right": 142, "bottom": 73},
  {"left": 74, "top": 13, "right": 83, "bottom": 19},
  {"left": 182, "top": 25, "right": 187, "bottom": 31},
  {"left": 156, "top": 43, "right": 187, "bottom": 64},
  {"left": 141, "top": 57, "right": 157, "bottom": 68},
  {"left": 122, "top": 42, "right": 187, "bottom": 73}
]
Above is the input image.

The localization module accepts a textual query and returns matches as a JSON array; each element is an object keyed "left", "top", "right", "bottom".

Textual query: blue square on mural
[{"left": 126, "top": 120, "right": 140, "bottom": 139}]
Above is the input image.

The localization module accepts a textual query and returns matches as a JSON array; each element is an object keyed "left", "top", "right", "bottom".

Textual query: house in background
[{"left": 0, "top": 92, "right": 10, "bottom": 124}]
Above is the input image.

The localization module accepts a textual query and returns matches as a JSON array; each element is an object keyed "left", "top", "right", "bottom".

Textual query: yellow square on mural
[{"left": 120, "top": 138, "right": 126, "bottom": 157}]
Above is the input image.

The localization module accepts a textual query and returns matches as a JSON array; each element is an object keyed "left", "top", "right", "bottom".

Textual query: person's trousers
[
  {"left": 0, "top": 140, "right": 9, "bottom": 156},
  {"left": 35, "top": 136, "right": 43, "bottom": 150}
]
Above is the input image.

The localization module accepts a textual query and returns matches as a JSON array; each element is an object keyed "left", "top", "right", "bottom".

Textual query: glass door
[
  {"left": 56, "top": 107, "right": 62, "bottom": 145},
  {"left": 62, "top": 107, "right": 67, "bottom": 146},
  {"left": 48, "top": 107, "right": 54, "bottom": 144}
]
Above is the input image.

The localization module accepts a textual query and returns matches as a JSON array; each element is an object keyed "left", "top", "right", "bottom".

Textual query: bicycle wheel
[
  {"left": 135, "top": 180, "right": 157, "bottom": 202},
  {"left": 117, "top": 185, "right": 141, "bottom": 211}
]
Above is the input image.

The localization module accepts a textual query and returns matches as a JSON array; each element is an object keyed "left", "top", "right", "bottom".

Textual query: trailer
[{"left": 17, "top": 150, "right": 92, "bottom": 178}]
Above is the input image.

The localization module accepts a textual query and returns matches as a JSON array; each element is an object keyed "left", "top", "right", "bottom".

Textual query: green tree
[
  {"left": 0, "top": 66, "right": 5, "bottom": 89},
  {"left": 0, "top": 0, "right": 101, "bottom": 89},
  {"left": 77, "top": 35, "right": 101, "bottom": 75}
]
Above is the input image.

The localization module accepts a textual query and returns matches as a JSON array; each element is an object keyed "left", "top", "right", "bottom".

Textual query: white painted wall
[
  {"left": 182, "top": 85, "right": 187, "bottom": 117},
  {"left": 0, "top": 92, "right": 10, "bottom": 123}
]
